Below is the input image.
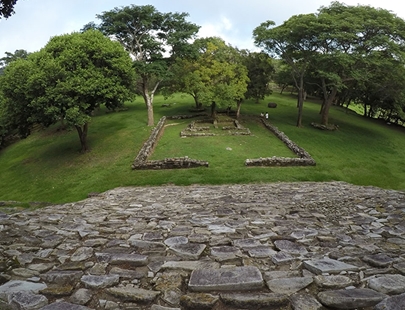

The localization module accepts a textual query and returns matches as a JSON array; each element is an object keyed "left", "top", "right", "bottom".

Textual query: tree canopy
[
  {"left": 0, "top": 0, "right": 17, "bottom": 18},
  {"left": 0, "top": 30, "right": 136, "bottom": 152},
  {"left": 254, "top": 1, "right": 405, "bottom": 126},
  {"left": 90, "top": 4, "right": 200, "bottom": 126}
]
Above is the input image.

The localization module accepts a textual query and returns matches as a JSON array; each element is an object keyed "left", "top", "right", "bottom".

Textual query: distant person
[
  {"left": 265, "top": 112, "right": 269, "bottom": 120},
  {"left": 260, "top": 112, "right": 264, "bottom": 118}
]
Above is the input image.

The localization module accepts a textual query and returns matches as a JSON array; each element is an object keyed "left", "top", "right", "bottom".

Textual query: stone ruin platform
[{"left": 0, "top": 181, "right": 405, "bottom": 309}]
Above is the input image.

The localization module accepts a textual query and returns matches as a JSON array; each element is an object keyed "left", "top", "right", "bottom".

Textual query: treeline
[{"left": 1, "top": 2, "right": 405, "bottom": 152}]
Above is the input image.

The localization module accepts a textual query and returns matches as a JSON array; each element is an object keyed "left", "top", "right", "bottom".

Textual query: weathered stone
[
  {"left": 69, "top": 288, "right": 93, "bottom": 305},
  {"left": 210, "top": 246, "right": 242, "bottom": 262},
  {"left": 169, "top": 243, "right": 206, "bottom": 260},
  {"left": 375, "top": 293, "right": 405, "bottom": 310},
  {"left": 290, "top": 293, "right": 326, "bottom": 310},
  {"left": 160, "top": 261, "right": 220, "bottom": 271},
  {"left": 80, "top": 274, "right": 119, "bottom": 289},
  {"left": 0, "top": 280, "right": 47, "bottom": 301},
  {"left": 368, "top": 274, "right": 405, "bottom": 294},
  {"left": 40, "top": 270, "right": 83, "bottom": 285},
  {"left": 314, "top": 275, "right": 353, "bottom": 289},
  {"left": 180, "top": 293, "right": 219, "bottom": 310},
  {"left": 247, "top": 246, "right": 277, "bottom": 258},
  {"left": 164, "top": 236, "right": 188, "bottom": 247},
  {"left": 303, "top": 258, "right": 359, "bottom": 275},
  {"left": 318, "top": 288, "right": 387, "bottom": 309},
  {"left": 271, "top": 251, "right": 294, "bottom": 264},
  {"left": 40, "top": 285, "right": 74, "bottom": 297},
  {"left": 274, "top": 240, "right": 308, "bottom": 255},
  {"left": 151, "top": 305, "right": 180, "bottom": 310},
  {"left": 106, "top": 286, "right": 160, "bottom": 302},
  {"left": 189, "top": 266, "right": 263, "bottom": 292},
  {"left": 266, "top": 276, "right": 313, "bottom": 294},
  {"left": 70, "top": 247, "right": 93, "bottom": 262},
  {"left": 40, "top": 301, "right": 92, "bottom": 309},
  {"left": 9, "top": 291, "right": 48, "bottom": 310},
  {"left": 109, "top": 253, "right": 148, "bottom": 266},
  {"left": 220, "top": 292, "right": 289, "bottom": 308},
  {"left": 363, "top": 253, "right": 395, "bottom": 267}
]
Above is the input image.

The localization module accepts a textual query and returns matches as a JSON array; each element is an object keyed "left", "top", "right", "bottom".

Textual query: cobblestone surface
[{"left": 1, "top": 181, "right": 405, "bottom": 309}]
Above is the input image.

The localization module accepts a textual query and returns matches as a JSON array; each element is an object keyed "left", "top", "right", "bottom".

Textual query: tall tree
[
  {"left": 171, "top": 37, "right": 249, "bottom": 118},
  {"left": 0, "top": 0, "right": 18, "bottom": 18},
  {"left": 0, "top": 30, "right": 136, "bottom": 152},
  {"left": 93, "top": 5, "right": 200, "bottom": 126},
  {"left": 243, "top": 51, "right": 274, "bottom": 103},
  {"left": 253, "top": 15, "right": 318, "bottom": 127}
]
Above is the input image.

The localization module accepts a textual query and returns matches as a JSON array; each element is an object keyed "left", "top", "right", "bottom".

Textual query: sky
[{"left": 1, "top": 0, "right": 405, "bottom": 58}]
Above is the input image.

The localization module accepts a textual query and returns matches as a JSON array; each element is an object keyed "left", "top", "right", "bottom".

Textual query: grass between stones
[{"left": 0, "top": 92, "right": 404, "bottom": 205}]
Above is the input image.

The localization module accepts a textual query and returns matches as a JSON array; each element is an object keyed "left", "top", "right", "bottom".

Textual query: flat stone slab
[
  {"left": 169, "top": 243, "right": 206, "bottom": 260},
  {"left": 368, "top": 274, "right": 405, "bottom": 294},
  {"left": 164, "top": 236, "right": 188, "bottom": 247},
  {"left": 220, "top": 293, "right": 289, "bottom": 308},
  {"left": 303, "top": 258, "right": 359, "bottom": 275},
  {"left": 318, "top": 288, "right": 387, "bottom": 309},
  {"left": 362, "top": 253, "right": 395, "bottom": 267},
  {"left": 210, "top": 246, "right": 242, "bottom": 261},
  {"left": 189, "top": 266, "right": 263, "bottom": 292},
  {"left": 266, "top": 276, "right": 313, "bottom": 294},
  {"left": 80, "top": 274, "right": 119, "bottom": 289},
  {"left": 41, "top": 301, "right": 92, "bottom": 309},
  {"left": 160, "top": 260, "right": 220, "bottom": 271},
  {"left": 106, "top": 286, "right": 160, "bottom": 302},
  {"left": 314, "top": 275, "right": 353, "bottom": 289},
  {"left": 109, "top": 253, "right": 148, "bottom": 266},
  {"left": 271, "top": 251, "right": 294, "bottom": 265},
  {"left": 9, "top": 292, "right": 48, "bottom": 310},
  {"left": 375, "top": 293, "right": 405, "bottom": 310},
  {"left": 290, "top": 293, "right": 325, "bottom": 310},
  {"left": 0, "top": 280, "right": 47, "bottom": 300},
  {"left": 274, "top": 240, "right": 308, "bottom": 255}
]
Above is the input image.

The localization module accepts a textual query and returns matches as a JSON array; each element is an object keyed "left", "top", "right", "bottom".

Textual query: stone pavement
[{"left": 1, "top": 181, "right": 405, "bottom": 310}]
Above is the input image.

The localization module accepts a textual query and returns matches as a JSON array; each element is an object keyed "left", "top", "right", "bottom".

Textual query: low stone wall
[
  {"left": 132, "top": 117, "right": 209, "bottom": 170},
  {"left": 245, "top": 120, "right": 316, "bottom": 167}
]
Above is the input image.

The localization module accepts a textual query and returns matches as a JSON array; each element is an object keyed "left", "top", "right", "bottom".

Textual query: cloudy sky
[{"left": 1, "top": 0, "right": 404, "bottom": 58}]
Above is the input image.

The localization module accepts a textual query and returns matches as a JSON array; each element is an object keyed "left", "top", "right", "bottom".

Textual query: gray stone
[
  {"left": 303, "top": 258, "right": 359, "bottom": 275},
  {"left": 40, "top": 270, "right": 83, "bottom": 285},
  {"left": 9, "top": 291, "right": 48, "bottom": 310},
  {"left": 247, "top": 246, "right": 277, "bottom": 258},
  {"left": 189, "top": 266, "right": 263, "bottom": 292},
  {"left": 220, "top": 292, "right": 290, "bottom": 308},
  {"left": 363, "top": 253, "right": 395, "bottom": 267},
  {"left": 368, "top": 274, "right": 405, "bottom": 294},
  {"left": 210, "top": 246, "right": 242, "bottom": 261},
  {"left": 164, "top": 236, "right": 188, "bottom": 247},
  {"left": 109, "top": 253, "right": 148, "bottom": 266},
  {"left": 266, "top": 276, "right": 313, "bottom": 294},
  {"left": 160, "top": 261, "right": 220, "bottom": 271},
  {"left": 271, "top": 251, "right": 294, "bottom": 264},
  {"left": 375, "top": 293, "right": 405, "bottom": 310},
  {"left": 169, "top": 243, "right": 206, "bottom": 260},
  {"left": 80, "top": 274, "right": 119, "bottom": 289},
  {"left": 290, "top": 293, "right": 326, "bottom": 310},
  {"left": 180, "top": 293, "right": 219, "bottom": 309},
  {"left": 69, "top": 288, "right": 93, "bottom": 305},
  {"left": 129, "top": 239, "right": 166, "bottom": 250},
  {"left": 151, "top": 305, "right": 181, "bottom": 310},
  {"left": 70, "top": 247, "right": 93, "bottom": 262},
  {"left": 274, "top": 240, "right": 308, "bottom": 255},
  {"left": 318, "top": 288, "right": 387, "bottom": 309},
  {"left": 40, "top": 301, "right": 92, "bottom": 309},
  {"left": 314, "top": 275, "right": 353, "bottom": 289},
  {"left": 106, "top": 286, "right": 160, "bottom": 302},
  {"left": 0, "top": 280, "right": 47, "bottom": 301}
]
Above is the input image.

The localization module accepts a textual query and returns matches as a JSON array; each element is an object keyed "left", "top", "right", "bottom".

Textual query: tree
[
  {"left": 0, "top": 0, "right": 18, "bottom": 18},
  {"left": 243, "top": 51, "right": 274, "bottom": 103},
  {"left": 171, "top": 37, "right": 249, "bottom": 118},
  {"left": 253, "top": 15, "right": 318, "bottom": 127},
  {"left": 93, "top": 5, "right": 200, "bottom": 126},
  {"left": 0, "top": 49, "right": 29, "bottom": 75},
  {"left": 0, "top": 30, "right": 136, "bottom": 152}
]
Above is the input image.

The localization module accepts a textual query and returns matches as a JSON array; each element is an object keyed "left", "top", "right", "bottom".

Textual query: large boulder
[{"left": 268, "top": 102, "right": 277, "bottom": 108}]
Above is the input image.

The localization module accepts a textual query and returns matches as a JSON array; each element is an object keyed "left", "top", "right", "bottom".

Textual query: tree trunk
[
  {"left": 296, "top": 75, "right": 305, "bottom": 127},
  {"left": 321, "top": 86, "right": 338, "bottom": 125},
  {"left": 236, "top": 100, "right": 242, "bottom": 119},
  {"left": 211, "top": 101, "right": 217, "bottom": 119},
  {"left": 75, "top": 123, "right": 89, "bottom": 153},
  {"left": 140, "top": 76, "right": 161, "bottom": 126}
]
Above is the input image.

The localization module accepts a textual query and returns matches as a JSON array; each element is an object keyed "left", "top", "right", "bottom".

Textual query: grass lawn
[{"left": 0, "top": 92, "right": 404, "bottom": 204}]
